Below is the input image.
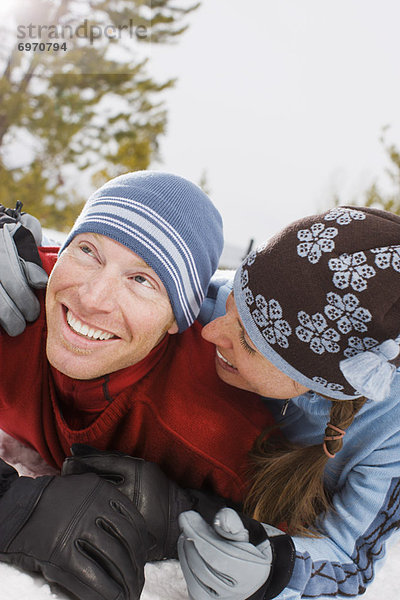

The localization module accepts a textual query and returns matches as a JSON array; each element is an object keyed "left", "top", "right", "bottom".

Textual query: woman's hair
[{"left": 244, "top": 397, "right": 366, "bottom": 536}]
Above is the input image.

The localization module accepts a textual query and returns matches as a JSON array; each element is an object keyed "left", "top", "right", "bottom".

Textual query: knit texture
[{"left": 234, "top": 206, "right": 400, "bottom": 399}]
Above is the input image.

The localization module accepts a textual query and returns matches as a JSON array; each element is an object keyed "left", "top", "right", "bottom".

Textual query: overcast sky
[
  {"left": 149, "top": 0, "right": 400, "bottom": 249},
  {"left": 2, "top": 0, "right": 400, "bottom": 251}
]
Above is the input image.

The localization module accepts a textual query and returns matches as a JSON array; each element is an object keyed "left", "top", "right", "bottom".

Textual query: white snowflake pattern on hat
[
  {"left": 324, "top": 207, "right": 366, "bottom": 225},
  {"left": 243, "top": 287, "right": 254, "bottom": 306},
  {"left": 324, "top": 292, "right": 372, "bottom": 334},
  {"left": 371, "top": 245, "right": 400, "bottom": 273},
  {"left": 296, "top": 311, "right": 341, "bottom": 354},
  {"left": 312, "top": 376, "right": 344, "bottom": 392},
  {"left": 246, "top": 243, "right": 268, "bottom": 267},
  {"left": 240, "top": 268, "right": 249, "bottom": 288},
  {"left": 251, "top": 295, "right": 292, "bottom": 349},
  {"left": 343, "top": 335, "right": 379, "bottom": 358},
  {"left": 246, "top": 251, "right": 257, "bottom": 266},
  {"left": 297, "top": 223, "right": 338, "bottom": 264},
  {"left": 240, "top": 270, "right": 255, "bottom": 305},
  {"left": 328, "top": 252, "right": 376, "bottom": 291}
]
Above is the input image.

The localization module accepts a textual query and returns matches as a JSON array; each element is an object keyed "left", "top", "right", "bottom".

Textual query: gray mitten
[
  {"left": 0, "top": 201, "right": 48, "bottom": 336},
  {"left": 178, "top": 508, "right": 295, "bottom": 600}
]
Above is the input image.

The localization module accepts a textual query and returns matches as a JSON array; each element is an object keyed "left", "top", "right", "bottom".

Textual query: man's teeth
[
  {"left": 216, "top": 349, "right": 235, "bottom": 368},
  {"left": 66, "top": 310, "right": 115, "bottom": 340}
]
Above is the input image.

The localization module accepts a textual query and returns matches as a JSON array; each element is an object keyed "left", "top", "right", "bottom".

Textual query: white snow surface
[{"left": 0, "top": 429, "right": 399, "bottom": 600}]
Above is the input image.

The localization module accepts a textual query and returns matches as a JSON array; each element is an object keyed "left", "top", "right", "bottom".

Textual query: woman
[{"left": 178, "top": 206, "right": 400, "bottom": 599}]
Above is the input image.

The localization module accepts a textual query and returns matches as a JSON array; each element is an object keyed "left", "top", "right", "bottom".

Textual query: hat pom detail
[{"left": 339, "top": 339, "right": 400, "bottom": 402}]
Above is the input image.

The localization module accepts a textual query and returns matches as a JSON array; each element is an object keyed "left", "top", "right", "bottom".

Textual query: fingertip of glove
[
  {"left": 214, "top": 508, "right": 249, "bottom": 541},
  {"left": 178, "top": 510, "right": 199, "bottom": 529}
]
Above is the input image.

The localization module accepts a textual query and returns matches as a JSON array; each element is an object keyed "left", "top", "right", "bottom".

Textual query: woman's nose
[{"left": 201, "top": 314, "right": 233, "bottom": 348}]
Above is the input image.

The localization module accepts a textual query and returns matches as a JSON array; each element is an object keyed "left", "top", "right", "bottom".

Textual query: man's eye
[
  {"left": 134, "top": 275, "right": 153, "bottom": 288},
  {"left": 80, "top": 244, "right": 94, "bottom": 255}
]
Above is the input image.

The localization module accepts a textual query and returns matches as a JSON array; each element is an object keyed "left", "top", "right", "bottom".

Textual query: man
[{"left": 0, "top": 171, "right": 276, "bottom": 600}]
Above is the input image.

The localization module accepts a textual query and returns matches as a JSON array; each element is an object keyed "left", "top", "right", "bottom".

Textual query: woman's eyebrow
[
  {"left": 230, "top": 289, "right": 256, "bottom": 348},
  {"left": 237, "top": 318, "right": 258, "bottom": 351}
]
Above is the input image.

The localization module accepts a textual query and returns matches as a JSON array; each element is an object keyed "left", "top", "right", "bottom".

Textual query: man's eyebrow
[
  {"left": 84, "top": 234, "right": 150, "bottom": 269},
  {"left": 123, "top": 253, "right": 152, "bottom": 270},
  {"left": 134, "top": 256, "right": 151, "bottom": 269}
]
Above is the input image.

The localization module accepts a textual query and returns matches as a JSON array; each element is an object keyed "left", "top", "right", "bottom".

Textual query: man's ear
[{"left": 168, "top": 321, "right": 179, "bottom": 335}]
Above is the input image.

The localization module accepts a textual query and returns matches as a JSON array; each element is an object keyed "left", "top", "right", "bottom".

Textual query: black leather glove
[
  {"left": 0, "top": 458, "right": 152, "bottom": 600},
  {"left": 0, "top": 201, "right": 48, "bottom": 336},
  {"left": 62, "top": 444, "right": 231, "bottom": 561}
]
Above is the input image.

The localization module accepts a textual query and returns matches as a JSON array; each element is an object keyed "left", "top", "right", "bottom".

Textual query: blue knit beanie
[{"left": 60, "top": 171, "right": 223, "bottom": 332}]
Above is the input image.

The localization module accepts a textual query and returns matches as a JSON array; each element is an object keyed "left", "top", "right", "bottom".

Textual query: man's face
[{"left": 45, "top": 233, "right": 178, "bottom": 379}]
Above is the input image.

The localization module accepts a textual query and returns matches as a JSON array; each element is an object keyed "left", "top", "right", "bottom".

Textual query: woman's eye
[
  {"left": 134, "top": 275, "right": 153, "bottom": 288},
  {"left": 239, "top": 329, "right": 256, "bottom": 355}
]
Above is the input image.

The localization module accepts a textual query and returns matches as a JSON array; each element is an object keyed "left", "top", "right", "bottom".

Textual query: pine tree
[{"left": 0, "top": 0, "right": 199, "bottom": 229}]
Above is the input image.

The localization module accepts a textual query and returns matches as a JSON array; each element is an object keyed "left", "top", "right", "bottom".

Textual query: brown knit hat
[{"left": 233, "top": 206, "right": 400, "bottom": 400}]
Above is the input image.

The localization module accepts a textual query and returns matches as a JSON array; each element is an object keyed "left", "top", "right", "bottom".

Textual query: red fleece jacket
[{"left": 0, "top": 248, "right": 276, "bottom": 503}]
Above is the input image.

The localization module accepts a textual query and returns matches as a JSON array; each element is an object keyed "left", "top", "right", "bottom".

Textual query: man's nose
[
  {"left": 78, "top": 274, "right": 118, "bottom": 313},
  {"left": 201, "top": 314, "right": 233, "bottom": 348}
]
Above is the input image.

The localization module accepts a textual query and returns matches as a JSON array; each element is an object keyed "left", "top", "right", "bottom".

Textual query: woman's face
[{"left": 201, "top": 293, "right": 309, "bottom": 399}]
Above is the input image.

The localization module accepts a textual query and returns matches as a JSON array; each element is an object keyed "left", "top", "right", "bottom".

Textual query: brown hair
[{"left": 244, "top": 397, "right": 366, "bottom": 536}]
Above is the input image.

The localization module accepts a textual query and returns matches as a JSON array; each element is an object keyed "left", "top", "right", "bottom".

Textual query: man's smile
[
  {"left": 65, "top": 307, "right": 118, "bottom": 341},
  {"left": 46, "top": 234, "right": 177, "bottom": 379}
]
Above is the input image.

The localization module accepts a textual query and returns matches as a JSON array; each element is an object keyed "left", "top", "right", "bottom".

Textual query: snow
[{"left": 0, "top": 429, "right": 399, "bottom": 599}]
